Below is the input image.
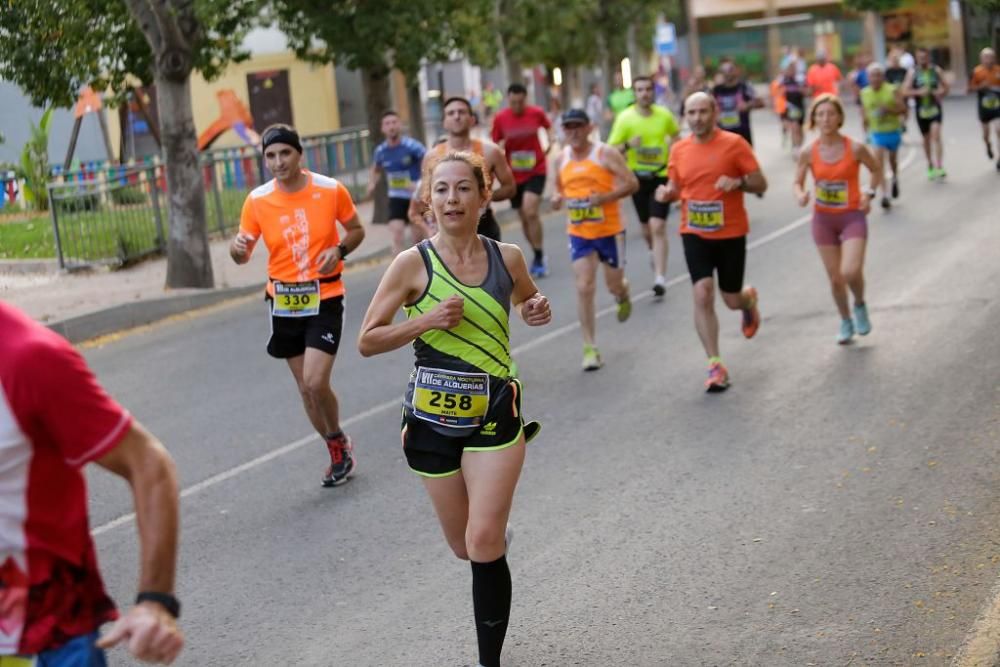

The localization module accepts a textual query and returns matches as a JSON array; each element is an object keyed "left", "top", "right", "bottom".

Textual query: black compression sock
[
  {"left": 471, "top": 555, "right": 511, "bottom": 667},
  {"left": 533, "top": 248, "right": 544, "bottom": 263}
]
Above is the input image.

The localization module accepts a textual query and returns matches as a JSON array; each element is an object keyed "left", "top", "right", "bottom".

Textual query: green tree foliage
[
  {"left": 841, "top": 0, "right": 904, "bottom": 11},
  {"left": 0, "top": 0, "right": 257, "bottom": 108},
  {"left": 20, "top": 109, "right": 54, "bottom": 211}
]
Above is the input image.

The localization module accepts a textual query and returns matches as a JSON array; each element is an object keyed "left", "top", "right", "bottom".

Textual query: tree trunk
[
  {"left": 405, "top": 75, "right": 427, "bottom": 145},
  {"left": 362, "top": 64, "right": 392, "bottom": 224},
  {"left": 157, "top": 73, "right": 214, "bottom": 288}
]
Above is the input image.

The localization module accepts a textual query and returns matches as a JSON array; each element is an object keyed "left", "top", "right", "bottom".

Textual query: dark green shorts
[{"left": 401, "top": 378, "right": 541, "bottom": 477}]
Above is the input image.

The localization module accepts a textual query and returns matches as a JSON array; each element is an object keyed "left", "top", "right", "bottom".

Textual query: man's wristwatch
[
  {"left": 136, "top": 591, "right": 181, "bottom": 618},
  {"left": 337, "top": 242, "right": 349, "bottom": 260}
]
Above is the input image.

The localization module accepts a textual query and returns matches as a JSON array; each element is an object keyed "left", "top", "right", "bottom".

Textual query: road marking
[{"left": 92, "top": 145, "right": 916, "bottom": 537}]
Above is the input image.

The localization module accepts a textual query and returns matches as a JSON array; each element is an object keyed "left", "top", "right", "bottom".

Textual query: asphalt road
[{"left": 82, "top": 99, "right": 1000, "bottom": 666}]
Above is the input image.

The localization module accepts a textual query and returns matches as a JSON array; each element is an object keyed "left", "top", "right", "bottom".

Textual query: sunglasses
[{"left": 562, "top": 122, "right": 586, "bottom": 129}]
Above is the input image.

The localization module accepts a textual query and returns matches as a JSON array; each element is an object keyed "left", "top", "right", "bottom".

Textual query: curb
[
  {"left": 0, "top": 259, "right": 60, "bottom": 275},
  {"left": 45, "top": 203, "right": 551, "bottom": 345}
]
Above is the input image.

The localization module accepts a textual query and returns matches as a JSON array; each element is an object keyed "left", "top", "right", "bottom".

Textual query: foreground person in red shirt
[
  {"left": 655, "top": 92, "right": 767, "bottom": 393},
  {"left": 0, "top": 300, "right": 183, "bottom": 664},
  {"left": 491, "top": 83, "right": 554, "bottom": 278}
]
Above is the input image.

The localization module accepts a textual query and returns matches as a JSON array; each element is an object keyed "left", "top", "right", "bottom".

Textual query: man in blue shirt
[{"left": 366, "top": 110, "right": 427, "bottom": 256}]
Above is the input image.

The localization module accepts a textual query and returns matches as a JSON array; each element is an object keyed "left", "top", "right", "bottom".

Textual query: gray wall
[{"left": 0, "top": 80, "right": 110, "bottom": 167}]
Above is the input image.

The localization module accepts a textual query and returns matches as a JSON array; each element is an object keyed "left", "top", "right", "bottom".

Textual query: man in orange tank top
[
  {"left": 410, "top": 97, "right": 516, "bottom": 240},
  {"left": 969, "top": 48, "right": 1000, "bottom": 170},
  {"left": 552, "top": 109, "right": 638, "bottom": 371},
  {"left": 655, "top": 93, "right": 768, "bottom": 393},
  {"left": 230, "top": 124, "right": 366, "bottom": 488}
]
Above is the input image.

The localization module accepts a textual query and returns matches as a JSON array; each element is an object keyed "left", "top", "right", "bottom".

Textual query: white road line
[{"left": 92, "top": 145, "right": 917, "bottom": 538}]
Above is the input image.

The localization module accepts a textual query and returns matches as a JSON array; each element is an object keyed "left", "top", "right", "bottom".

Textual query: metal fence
[{"left": 46, "top": 126, "right": 372, "bottom": 269}]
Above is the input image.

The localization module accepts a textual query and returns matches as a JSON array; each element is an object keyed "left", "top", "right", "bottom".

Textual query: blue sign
[{"left": 656, "top": 23, "right": 677, "bottom": 56}]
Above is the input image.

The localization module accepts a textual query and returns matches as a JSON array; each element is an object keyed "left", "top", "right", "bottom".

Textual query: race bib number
[
  {"left": 510, "top": 150, "right": 537, "bottom": 171},
  {"left": 816, "top": 180, "right": 848, "bottom": 208},
  {"left": 719, "top": 110, "right": 741, "bottom": 129},
  {"left": 412, "top": 367, "right": 490, "bottom": 428},
  {"left": 387, "top": 171, "right": 412, "bottom": 191},
  {"left": 635, "top": 146, "right": 665, "bottom": 168},
  {"left": 272, "top": 280, "right": 320, "bottom": 318},
  {"left": 982, "top": 92, "right": 999, "bottom": 110},
  {"left": 687, "top": 200, "right": 724, "bottom": 232},
  {"left": 918, "top": 104, "right": 940, "bottom": 119},
  {"left": 567, "top": 198, "right": 604, "bottom": 224}
]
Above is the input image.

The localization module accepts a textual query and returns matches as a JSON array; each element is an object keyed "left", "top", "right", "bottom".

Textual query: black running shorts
[
  {"left": 401, "top": 378, "right": 540, "bottom": 477},
  {"left": 386, "top": 197, "right": 411, "bottom": 222},
  {"left": 681, "top": 234, "right": 746, "bottom": 295},
  {"left": 510, "top": 174, "right": 546, "bottom": 209},
  {"left": 266, "top": 295, "right": 344, "bottom": 359},
  {"left": 916, "top": 108, "right": 943, "bottom": 136},
  {"left": 632, "top": 174, "right": 670, "bottom": 223}
]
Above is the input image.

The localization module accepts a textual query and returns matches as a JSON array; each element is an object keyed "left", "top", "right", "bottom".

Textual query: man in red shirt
[
  {"left": 491, "top": 83, "right": 554, "bottom": 277},
  {"left": 806, "top": 50, "right": 843, "bottom": 98},
  {"left": 0, "top": 301, "right": 184, "bottom": 664},
  {"left": 655, "top": 92, "right": 767, "bottom": 393}
]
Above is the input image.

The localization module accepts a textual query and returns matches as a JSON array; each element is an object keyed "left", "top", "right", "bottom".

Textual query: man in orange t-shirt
[
  {"left": 969, "top": 47, "right": 1000, "bottom": 168},
  {"left": 807, "top": 51, "right": 843, "bottom": 97},
  {"left": 230, "top": 124, "right": 366, "bottom": 487},
  {"left": 655, "top": 92, "right": 767, "bottom": 393}
]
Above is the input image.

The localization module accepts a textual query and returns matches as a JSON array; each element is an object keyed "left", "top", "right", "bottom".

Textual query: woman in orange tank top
[{"left": 793, "top": 94, "right": 883, "bottom": 345}]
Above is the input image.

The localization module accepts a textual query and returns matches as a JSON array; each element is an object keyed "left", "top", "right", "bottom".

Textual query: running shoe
[
  {"left": 582, "top": 345, "right": 603, "bottom": 371},
  {"left": 529, "top": 257, "right": 549, "bottom": 278},
  {"left": 881, "top": 196, "right": 891, "bottom": 210},
  {"left": 837, "top": 318, "right": 855, "bottom": 345},
  {"left": 652, "top": 282, "right": 666, "bottom": 299},
  {"left": 891, "top": 178, "right": 899, "bottom": 199},
  {"left": 705, "top": 360, "right": 730, "bottom": 393},
  {"left": 926, "top": 167, "right": 936, "bottom": 181},
  {"left": 936, "top": 167, "right": 947, "bottom": 180},
  {"left": 616, "top": 294, "right": 632, "bottom": 323},
  {"left": 740, "top": 286, "right": 760, "bottom": 339},
  {"left": 853, "top": 303, "right": 872, "bottom": 336},
  {"left": 322, "top": 434, "right": 356, "bottom": 487}
]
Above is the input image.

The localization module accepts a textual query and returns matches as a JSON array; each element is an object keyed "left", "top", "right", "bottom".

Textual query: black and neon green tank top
[{"left": 403, "top": 237, "right": 514, "bottom": 434}]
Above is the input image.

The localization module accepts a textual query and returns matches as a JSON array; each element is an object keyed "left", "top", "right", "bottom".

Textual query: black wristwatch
[
  {"left": 337, "top": 242, "right": 349, "bottom": 260},
  {"left": 136, "top": 591, "right": 181, "bottom": 619}
]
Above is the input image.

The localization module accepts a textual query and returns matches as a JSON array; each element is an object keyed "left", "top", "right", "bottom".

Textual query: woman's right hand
[{"left": 424, "top": 295, "right": 465, "bottom": 331}]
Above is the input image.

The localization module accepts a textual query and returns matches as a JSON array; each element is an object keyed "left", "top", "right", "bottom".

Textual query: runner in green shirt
[{"left": 607, "top": 76, "right": 680, "bottom": 298}]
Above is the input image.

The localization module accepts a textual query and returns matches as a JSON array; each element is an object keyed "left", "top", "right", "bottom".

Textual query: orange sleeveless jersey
[
  {"left": 809, "top": 137, "right": 861, "bottom": 213},
  {"left": 558, "top": 143, "right": 623, "bottom": 239},
  {"left": 239, "top": 171, "right": 357, "bottom": 300},
  {"left": 431, "top": 138, "right": 485, "bottom": 157}
]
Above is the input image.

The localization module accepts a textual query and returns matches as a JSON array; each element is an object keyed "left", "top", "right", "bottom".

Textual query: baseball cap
[{"left": 560, "top": 109, "right": 590, "bottom": 125}]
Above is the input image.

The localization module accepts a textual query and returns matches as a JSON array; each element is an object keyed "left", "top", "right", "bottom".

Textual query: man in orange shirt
[
  {"left": 807, "top": 50, "right": 843, "bottom": 98},
  {"left": 230, "top": 124, "right": 366, "bottom": 487},
  {"left": 551, "top": 108, "right": 639, "bottom": 371},
  {"left": 655, "top": 92, "right": 767, "bottom": 392},
  {"left": 969, "top": 47, "right": 1000, "bottom": 169}
]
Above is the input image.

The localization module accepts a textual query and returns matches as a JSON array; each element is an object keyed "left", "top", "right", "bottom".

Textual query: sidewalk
[{"left": 0, "top": 195, "right": 519, "bottom": 342}]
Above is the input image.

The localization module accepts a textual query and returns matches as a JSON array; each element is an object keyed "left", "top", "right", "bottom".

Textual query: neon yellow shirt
[{"left": 607, "top": 105, "right": 680, "bottom": 176}]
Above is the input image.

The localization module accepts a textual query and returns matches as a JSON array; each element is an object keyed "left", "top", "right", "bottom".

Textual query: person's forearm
[
  {"left": 492, "top": 182, "right": 516, "bottom": 201},
  {"left": 132, "top": 443, "right": 179, "bottom": 594},
  {"left": 742, "top": 174, "right": 767, "bottom": 194},
  {"left": 359, "top": 318, "right": 429, "bottom": 357},
  {"left": 342, "top": 226, "right": 366, "bottom": 254}
]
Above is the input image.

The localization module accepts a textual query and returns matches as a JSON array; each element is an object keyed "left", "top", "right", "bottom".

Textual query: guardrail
[{"left": 46, "top": 126, "right": 372, "bottom": 269}]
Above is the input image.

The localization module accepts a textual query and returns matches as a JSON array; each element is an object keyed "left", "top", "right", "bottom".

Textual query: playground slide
[{"left": 197, "top": 90, "right": 261, "bottom": 151}]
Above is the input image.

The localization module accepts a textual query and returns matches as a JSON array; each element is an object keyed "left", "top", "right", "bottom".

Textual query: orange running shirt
[
  {"left": 970, "top": 64, "right": 1000, "bottom": 89},
  {"left": 668, "top": 130, "right": 760, "bottom": 239},
  {"left": 558, "top": 143, "right": 624, "bottom": 239},
  {"left": 809, "top": 137, "right": 861, "bottom": 213},
  {"left": 431, "top": 138, "right": 485, "bottom": 158},
  {"left": 806, "top": 63, "right": 842, "bottom": 97},
  {"left": 239, "top": 171, "right": 357, "bottom": 300}
]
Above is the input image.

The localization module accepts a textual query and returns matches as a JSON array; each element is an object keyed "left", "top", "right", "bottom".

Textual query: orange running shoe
[
  {"left": 741, "top": 286, "right": 760, "bottom": 339},
  {"left": 705, "top": 360, "right": 730, "bottom": 393}
]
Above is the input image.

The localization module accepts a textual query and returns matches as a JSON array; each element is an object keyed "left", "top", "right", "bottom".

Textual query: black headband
[{"left": 261, "top": 127, "right": 302, "bottom": 154}]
